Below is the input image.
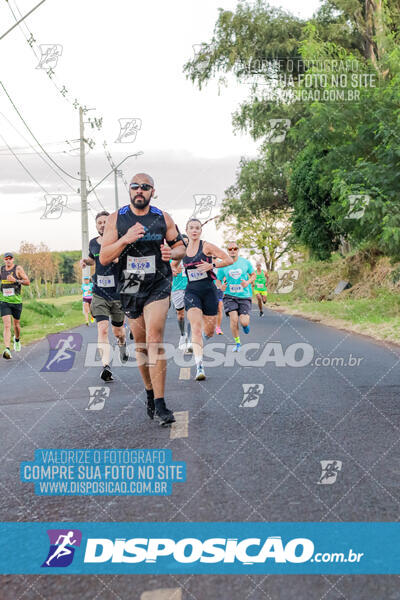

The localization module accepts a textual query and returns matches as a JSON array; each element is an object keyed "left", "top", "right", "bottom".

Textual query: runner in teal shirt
[
  {"left": 217, "top": 256, "right": 254, "bottom": 299},
  {"left": 217, "top": 244, "right": 255, "bottom": 352},
  {"left": 170, "top": 234, "right": 191, "bottom": 351}
]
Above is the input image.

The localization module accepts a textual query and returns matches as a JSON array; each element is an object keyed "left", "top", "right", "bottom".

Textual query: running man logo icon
[
  {"left": 347, "top": 194, "right": 370, "bottom": 220},
  {"left": 121, "top": 270, "right": 145, "bottom": 295},
  {"left": 191, "top": 194, "right": 217, "bottom": 220},
  {"left": 240, "top": 384, "right": 264, "bottom": 408},
  {"left": 115, "top": 118, "right": 142, "bottom": 143},
  {"left": 192, "top": 44, "right": 209, "bottom": 70},
  {"left": 40, "top": 333, "right": 83, "bottom": 372},
  {"left": 41, "top": 194, "right": 68, "bottom": 219},
  {"left": 276, "top": 270, "right": 299, "bottom": 294},
  {"left": 265, "top": 119, "right": 291, "bottom": 143},
  {"left": 36, "top": 44, "right": 63, "bottom": 70},
  {"left": 86, "top": 386, "right": 110, "bottom": 411},
  {"left": 42, "top": 529, "right": 82, "bottom": 568},
  {"left": 317, "top": 460, "right": 342, "bottom": 485}
]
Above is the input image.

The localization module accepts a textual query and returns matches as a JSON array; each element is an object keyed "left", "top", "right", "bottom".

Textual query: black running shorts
[
  {"left": 121, "top": 277, "right": 171, "bottom": 320},
  {"left": 184, "top": 285, "right": 218, "bottom": 316},
  {"left": 0, "top": 302, "right": 23, "bottom": 320}
]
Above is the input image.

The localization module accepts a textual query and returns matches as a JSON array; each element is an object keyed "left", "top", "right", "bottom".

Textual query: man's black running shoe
[
  {"left": 154, "top": 398, "right": 175, "bottom": 426},
  {"left": 100, "top": 365, "right": 114, "bottom": 382}
]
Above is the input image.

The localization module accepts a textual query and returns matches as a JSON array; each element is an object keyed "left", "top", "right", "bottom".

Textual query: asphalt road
[{"left": 1, "top": 305, "right": 400, "bottom": 599}]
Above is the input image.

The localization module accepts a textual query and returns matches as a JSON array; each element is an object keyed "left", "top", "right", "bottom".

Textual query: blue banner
[{"left": 0, "top": 522, "right": 399, "bottom": 574}]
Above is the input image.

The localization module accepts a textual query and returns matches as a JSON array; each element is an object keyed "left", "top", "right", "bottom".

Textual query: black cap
[{"left": 4, "top": 252, "right": 13, "bottom": 258}]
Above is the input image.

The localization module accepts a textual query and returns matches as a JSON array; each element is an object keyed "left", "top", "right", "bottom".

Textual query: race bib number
[
  {"left": 97, "top": 275, "right": 115, "bottom": 288},
  {"left": 188, "top": 269, "right": 207, "bottom": 282},
  {"left": 229, "top": 283, "right": 243, "bottom": 294},
  {"left": 3, "top": 288, "right": 15, "bottom": 297},
  {"left": 127, "top": 255, "right": 156, "bottom": 274},
  {"left": 255, "top": 283, "right": 264, "bottom": 289},
  {"left": 120, "top": 270, "right": 145, "bottom": 295}
]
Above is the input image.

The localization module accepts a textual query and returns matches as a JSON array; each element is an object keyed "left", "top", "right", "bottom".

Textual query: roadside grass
[
  {"left": 40, "top": 294, "right": 81, "bottom": 306},
  {"left": 267, "top": 290, "right": 400, "bottom": 344},
  {"left": 16, "top": 297, "right": 85, "bottom": 346}
]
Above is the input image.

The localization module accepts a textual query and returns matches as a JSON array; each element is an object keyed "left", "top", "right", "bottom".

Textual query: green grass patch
[
  {"left": 15, "top": 296, "right": 85, "bottom": 346},
  {"left": 267, "top": 289, "right": 400, "bottom": 343},
  {"left": 24, "top": 300, "right": 64, "bottom": 318},
  {"left": 269, "top": 290, "right": 400, "bottom": 323},
  {"left": 40, "top": 294, "right": 81, "bottom": 306}
]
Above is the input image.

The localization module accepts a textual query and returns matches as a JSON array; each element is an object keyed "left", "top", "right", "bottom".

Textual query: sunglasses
[
  {"left": 130, "top": 183, "right": 153, "bottom": 192},
  {"left": 4, "top": 256, "right": 13, "bottom": 260},
  {"left": 227, "top": 247, "right": 238, "bottom": 251}
]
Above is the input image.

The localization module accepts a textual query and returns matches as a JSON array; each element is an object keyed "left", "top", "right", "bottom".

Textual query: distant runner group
[{"left": 0, "top": 172, "right": 269, "bottom": 427}]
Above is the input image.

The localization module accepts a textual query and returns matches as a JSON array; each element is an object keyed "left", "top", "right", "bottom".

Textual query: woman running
[
  {"left": 253, "top": 261, "right": 269, "bottom": 317},
  {"left": 171, "top": 234, "right": 191, "bottom": 351},
  {"left": 81, "top": 275, "right": 94, "bottom": 326},
  {"left": 179, "top": 218, "right": 233, "bottom": 381}
]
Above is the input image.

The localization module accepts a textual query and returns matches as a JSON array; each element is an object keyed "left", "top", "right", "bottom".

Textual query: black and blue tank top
[
  {"left": 116, "top": 204, "right": 172, "bottom": 295},
  {"left": 88, "top": 237, "right": 119, "bottom": 301},
  {"left": 182, "top": 240, "right": 216, "bottom": 287}
]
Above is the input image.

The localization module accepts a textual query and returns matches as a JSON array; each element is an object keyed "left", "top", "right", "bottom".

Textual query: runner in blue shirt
[
  {"left": 81, "top": 276, "right": 94, "bottom": 326},
  {"left": 170, "top": 234, "right": 191, "bottom": 351},
  {"left": 217, "top": 241, "right": 256, "bottom": 352}
]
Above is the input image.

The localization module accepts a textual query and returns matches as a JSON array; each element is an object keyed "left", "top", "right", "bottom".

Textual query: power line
[
  {"left": 0, "top": 130, "right": 47, "bottom": 193},
  {"left": 90, "top": 183, "right": 107, "bottom": 212},
  {"left": 0, "top": 130, "right": 81, "bottom": 213},
  {"left": 88, "top": 173, "right": 108, "bottom": 211},
  {"left": 3, "top": 0, "right": 97, "bottom": 227},
  {"left": 9, "top": 0, "right": 78, "bottom": 105},
  {"left": 0, "top": 81, "right": 81, "bottom": 181},
  {"left": 0, "top": 0, "right": 46, "bottom": 41},
  {"left": 0, "top": 112, "right": 77, "bottom": 192},
  {"left": 0, "top": 139, "right": 80, "bottom": 154}
]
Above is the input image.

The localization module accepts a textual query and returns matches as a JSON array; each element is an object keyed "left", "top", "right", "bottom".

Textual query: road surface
[{"left": 1, "top": 306, "right": 399, "bottom": 599}]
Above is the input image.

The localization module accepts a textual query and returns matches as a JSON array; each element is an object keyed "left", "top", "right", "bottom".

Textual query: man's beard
[{"left": 131, "top": 194, "right": 150, "bottom": 209}]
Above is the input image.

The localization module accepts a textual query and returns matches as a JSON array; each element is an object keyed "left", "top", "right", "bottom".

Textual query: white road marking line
[
  {"left": 179, "top": 367, "right": 191, "bottom": 380},
  {"left": 170, "top": 410, "right": 189, "bottom": 439},
  {"left": 141, "top": 588, "right": 182, "bottom": 600}
]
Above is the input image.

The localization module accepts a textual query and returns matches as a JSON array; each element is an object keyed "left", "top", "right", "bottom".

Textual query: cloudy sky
[{"left": 0, "top": 0, "right": 321, "bottom": 253}]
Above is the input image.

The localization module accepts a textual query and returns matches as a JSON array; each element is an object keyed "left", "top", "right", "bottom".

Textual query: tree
[
  {"left": 184, "top": 0, "right": 400, "bottom": 260},
  {"left": 220, "top": 207, "right": 293, "bottom": 271},
  {"left": 221, "top": 155, "right": 289, "bottom": 218},
  {"left": 289, "top": 146, "right": 340, "bottom": 260},
  {"left": 18, "top": 242, "right": 58, "bottom": 297},
  {"left": 289, "top": 38, "right": 400, "bottom": 259},
  {"left": 57, "top": 252, "right": 81, "bottom": 283}
]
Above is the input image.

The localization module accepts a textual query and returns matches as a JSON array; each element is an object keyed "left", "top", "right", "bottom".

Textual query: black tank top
[
  {"left": 1, "top": 265, "right": 21, "bottom": 296},
  {"left": 116, "top": 204, "right": 171, "bottom": 294},
  {"left": 183, "top": 240, "right": 216, "bottom": 287},
  {"left": 89, "top": 237, "right": 119, "bottom": 301}
]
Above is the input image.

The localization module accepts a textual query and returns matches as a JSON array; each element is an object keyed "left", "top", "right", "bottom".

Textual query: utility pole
[{"left": 79, "top": 107, "right": 89, "bottom": 263}]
